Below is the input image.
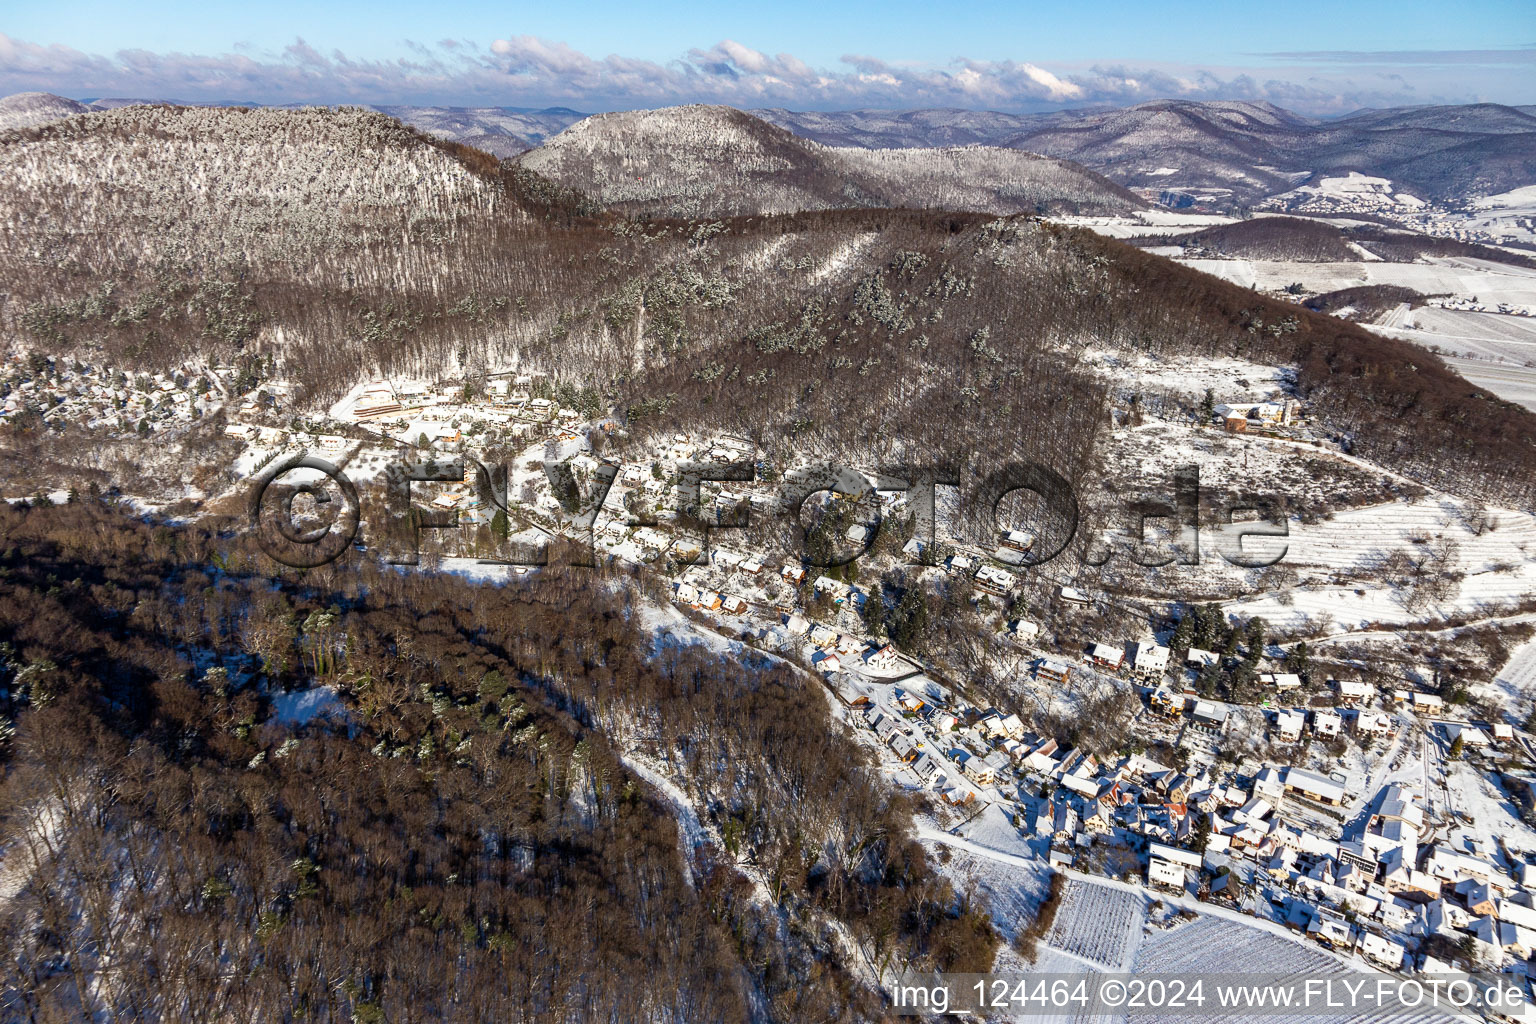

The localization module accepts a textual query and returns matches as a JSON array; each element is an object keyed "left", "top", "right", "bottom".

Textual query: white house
[
  {"left": 1186, "top": 647, "right": 1219, "bottom": 669},
  {"left": 1132, "top": 642, "right": 1171, "bottom": 677},
  {"left": 1411, "top": 691, "right": 1445, "bottom": 712},
  {"left": 974, "top": 565, "right": 1017, "bottom": 596},
  {"left": 1036, "top": 659, "right": 1072, "bottom": 685},
  {"left": 1148, "top": 857, "right": 1187, "bottom": 888},
  {"left": 1358, "top": 932, "right": 1405, "bottom": 969}
]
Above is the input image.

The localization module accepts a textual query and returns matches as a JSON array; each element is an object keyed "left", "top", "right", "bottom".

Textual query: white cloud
[{"left": 0, "top": 32, "right": 1520, "bottom": 113}]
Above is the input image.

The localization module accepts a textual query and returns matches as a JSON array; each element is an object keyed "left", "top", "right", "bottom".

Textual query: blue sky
[{"left": 2, "top": 0, "right": 1533, "bottom": 112}]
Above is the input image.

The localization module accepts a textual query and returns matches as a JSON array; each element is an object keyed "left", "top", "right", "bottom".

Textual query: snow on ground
[
  {"left": 1046, "top": 880, "right": 1146, "bottom": 968},
  {"left": 1084, "top": 349, "right": 1291, "bottom": 401},
  {"left": 1180, "top": 256, "right": 1536, "bottom": 308},
  {"left": 1129, "top": 916, "right": 1458, "bottom": 1024},
  {"left": 1371, "top": 307, "right": 1536, "bottom": 410},
  {"left": 621, "top": 754, "right": 707, "bottom": 887},
  {"left": 808, "top": 232, "right": 878, "bottom": 285},
  {"left": 1444, "top": 357, "right": 1536, "bottom": 411},
  {"left": 1465, "top": 185, "right": 1536, "bottom": 246},
  {"left": 1442, "top": 757, "right": 1533, "bottom": 858},
  {"left": 1222, "top": 496, "right": 1536, "bottom": 633},
  {"left": 270, "top": 685, "right": 344, "bottom": 725},
  {"left": 937, "top": 844, "right": 1054, "bottom": 942},
  {"left": 1058, "top": 211, "right": 1235, "bottom": 239},
  {"left": 1493, "top": 634, "right": 1536, "bottom": 709}
]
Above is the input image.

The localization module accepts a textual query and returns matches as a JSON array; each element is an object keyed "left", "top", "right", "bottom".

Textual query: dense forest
[{"left": 0, "top": 498, "right": 1001, "bottom": 1021}]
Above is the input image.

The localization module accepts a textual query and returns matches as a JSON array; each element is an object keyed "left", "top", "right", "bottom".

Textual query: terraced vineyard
[
  {"left": 1129, "top": 917, "right": 1458, "bottom": 1024},
  {"left": 1046, "top": 881, "right": 1147, "bottom": 967}
]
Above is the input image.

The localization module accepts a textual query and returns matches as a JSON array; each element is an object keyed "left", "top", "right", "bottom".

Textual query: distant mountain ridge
[
  {"left": 760, "top": 100, "right": 1536, "bottom": 207},
  {"left": 5, "top": 91, "right": 1532, "bottom": 209},
  {"left": 0, "top": 91, "right": 91, "bottom": 131},
  {"left": 515, "top": 104, "right": 1146, "bottom": 218}
]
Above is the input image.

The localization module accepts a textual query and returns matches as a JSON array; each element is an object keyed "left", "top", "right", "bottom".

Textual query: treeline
[
  {"left": 0, "top": 498, "right": 998, "bottom": 1022},
  {"left": 1303, "top": 284, "right": 1428, "bottom": 320}
]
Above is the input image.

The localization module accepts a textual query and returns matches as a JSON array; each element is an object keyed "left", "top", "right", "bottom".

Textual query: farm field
[
  {"left": 1372, "top": 307, "right": 1536, "bottom": 410},
  {"left": 1221, "top": 497, "right": 1536, "bottom": 634},
  {"left": 1180, "top": 256, "right": 1536, "bottom": 308}
]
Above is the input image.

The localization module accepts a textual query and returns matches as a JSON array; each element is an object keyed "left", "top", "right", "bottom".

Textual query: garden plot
[
  {"left": 1046, "top": 880, "right": 1146, "bottom": 968},
  {"left": 1129, "top": 916, "right": 1457, "bottom": 1024},
  {"left": 939, "top": 845, "right": 1054, "bottom": 943}
]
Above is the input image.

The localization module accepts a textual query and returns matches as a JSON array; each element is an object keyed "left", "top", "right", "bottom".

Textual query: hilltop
[{"left": 516, "top": 104, "right": 1145, "bottom": 218}]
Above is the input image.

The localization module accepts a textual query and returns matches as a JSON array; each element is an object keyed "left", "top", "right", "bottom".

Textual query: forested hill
[
  {"left": 516, "top": 104, "right": 1147, "bottom": 218},
  {"left": 0, "top": 498, "right": 1001, "bottom": 1020},
  {"left": 3, "top": 104, "right": 1536, "bottom": 508}
]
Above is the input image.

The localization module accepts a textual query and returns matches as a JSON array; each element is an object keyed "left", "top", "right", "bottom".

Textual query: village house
[
  {"left": 1260, "top": 672, "right": 1302, "bottom": 694},
  {"left": 1001, "top": 529, "right": 1035, "bottom": 552},
  {"left": 809, "top": 625, "right": 839, "bottom": 648},
  {"left": 1057, "top": 586, "right": 1092, "bottom": 607},
  {"left": 1411, "top": 691, "right": 1445, "bottom": 714},
  {"left": 1216, "top": 399, "right": 1299, "bottom": 427},
  {"left": 1282, "top": 767, "right": 1346, "bottom": 806},
  {"left": 1088, "top": 642, "right": 1125, "bottom": 670},
  {"left": 1311, "top": 709, "right": 1343, "bottom": 739},
  {"left": 1035, "top": 659, "right": 1072, "bottom": 686},
  {"left": 974, "top": 565, "right": 1017, "bottom": 596},
  {"left": 1149, "top": 688, "right": 1185, "bottom": 718},
  {"left": 1190, "top": 701, "right": 1228, "bottom": 735},
  {"left": 1274, "top": 709, "right": 1305, "bottom": 742},
  {"left": 1024, "top": 740, "right": 1061, "bottom": 774},
  {"left": 1354, "top": 710, "right": 1394, "bottom": 739},
  {"left": 1131, "top": 642, "right": 1171, "bottom": 678},
  {"left": 1185, "top": 647, "right": 1219, "bottom": 669},
  {"left": 1333, "top": 678, "right": 1372, "bottom": 706}
]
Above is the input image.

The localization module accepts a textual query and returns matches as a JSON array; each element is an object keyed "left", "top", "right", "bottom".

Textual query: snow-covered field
[
  {"left": 1222, "top": 497, "right": 1536, "bottom": 633},
  {"left": 1129, "top": 917, "right": 1458, "bottom": 1024},
  {"left": 1047, "top": 880, "right": 1146, "bottom": 968},
  {"left": 1180, "top": 256, "right": 1536, "bottom": 309},
  {"left": 1058, "top": 211, "right": 1235, "bottom": 239},
  {"left": 1085, "top": 350, "right": 1291, "bottom": 401},
  {"left": 1371, "top": 307, "right": 1536, "bottom": 410}
]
